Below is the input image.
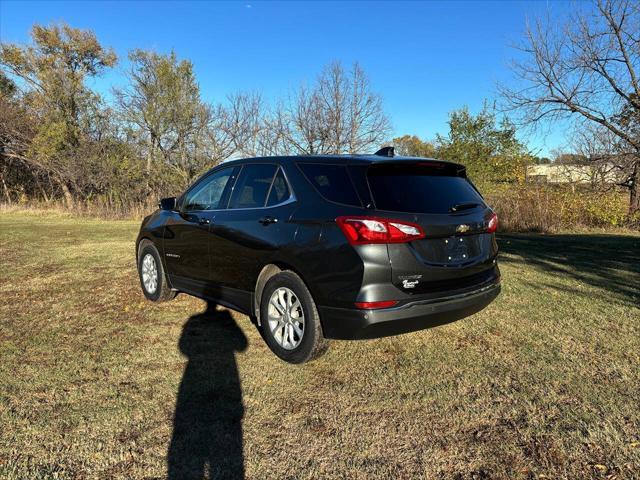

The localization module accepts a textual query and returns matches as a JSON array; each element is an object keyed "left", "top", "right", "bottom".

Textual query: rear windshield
[
  {"left": 367, "top": 164, "right": 484, "bottom": 214},
  {"left": 298, "top": 163, "right": 361, "bottom": 206}
]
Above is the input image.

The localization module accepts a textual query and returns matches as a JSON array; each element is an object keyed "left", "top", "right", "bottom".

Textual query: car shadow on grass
[
  {"left": 167, "top": 301, "right": 248, "bottom": 480},
  {"left": 497, "top": 233, "right": 640, "bottom": 305}
]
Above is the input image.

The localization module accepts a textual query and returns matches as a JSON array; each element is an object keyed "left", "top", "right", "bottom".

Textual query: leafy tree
[
  {"left": 115, "top": 49, "right": 206, "bottom": 177},
  {"left": 0, "top": 22, "right": 116, "bottom": 206},
  {"left": 435, "top": 106, "right": 532, "bottom": 186},
  {"left": 0, "top": 71, "right": 16, "bottom": 97},
  {"left": 115, "top": 50, "right": 271, "bottom": 186}
]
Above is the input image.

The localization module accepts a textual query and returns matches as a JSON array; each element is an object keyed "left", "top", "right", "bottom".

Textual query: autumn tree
[
  {"left": 114, "top": 50, "right": 206, "bottom": 177},
  {"left": 501, "top": 0, "right": 640, "bottom": 215},
  {"left": 115, "top": 50, "right": 270, "bottom": 186},
  {"left": 392, "top": 135, "right": 436, "bottom": 157},
  {"left": 0, "top": 23, "right": 117, "bottom": 207},
  {"left": 0, "top": 71, "right": 16, "bottom": 97},
  {"left": 0, "top": 71, "right": 34, "bottom": 202}
]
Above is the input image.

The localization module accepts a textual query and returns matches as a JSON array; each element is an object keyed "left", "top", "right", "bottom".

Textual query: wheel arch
[
  {"left": 136, "top": 236, "right": 175, "bottom": 290},
  {"left": 136, "top": 236, "right": 154, "bottom": 262},
  {"left": 253, "top": 261, "right": 314, "bottom": 325}
]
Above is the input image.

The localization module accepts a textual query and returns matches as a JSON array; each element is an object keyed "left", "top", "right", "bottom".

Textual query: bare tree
[
  {"left": 269, "top": 86, "right": 330, "bottom": 155},
  {"left": 274, "top": 61, "right": 391, "bottom": 155},
  {"left": 500, "top": 0, "right": 640, "bottom": 215},
  {"left": 219, "top": 92, "right": 269, "bottom": 158},
  {"left": 571, "top": 123, "right": 631, "bottom": 188}
]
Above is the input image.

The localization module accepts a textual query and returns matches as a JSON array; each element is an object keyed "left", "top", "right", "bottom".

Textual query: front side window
[
  {"left": 183, "top": 167, "right": 234, "bottom": 211},
  {"left": 228, "top": 164, "right": 278, "bottom": 209}
]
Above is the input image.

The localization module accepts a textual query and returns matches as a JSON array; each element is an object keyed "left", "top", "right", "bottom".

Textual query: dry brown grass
[
  {"left": 0, "top": 210, "right": 639, "bottom": 479},
  {"left": 486, "top": 185, "right": 634, "bottom": 233}
]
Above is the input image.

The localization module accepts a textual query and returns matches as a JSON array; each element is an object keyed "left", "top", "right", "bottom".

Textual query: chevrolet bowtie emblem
[{"left": 456, "top": 224, "right": 470, "bottom": 233}]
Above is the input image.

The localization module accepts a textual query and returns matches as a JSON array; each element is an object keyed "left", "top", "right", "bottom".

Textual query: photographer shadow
[{"left": 168, "top": 301, "right": 248, "bottom": 479}]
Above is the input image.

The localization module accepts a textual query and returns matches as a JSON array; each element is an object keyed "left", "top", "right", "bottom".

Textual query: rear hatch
[{"left": 366, "top": 161, "right": 499, "bottom": 296}]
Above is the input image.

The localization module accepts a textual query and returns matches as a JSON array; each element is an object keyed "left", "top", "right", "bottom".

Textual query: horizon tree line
[{"left": 1, "top": 1, "right": 638, "bottom": 217}]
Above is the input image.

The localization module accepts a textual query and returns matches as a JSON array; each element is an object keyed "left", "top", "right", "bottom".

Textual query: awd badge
[{"left": 402, "top": 279, "right": 419, "bottom": 289}]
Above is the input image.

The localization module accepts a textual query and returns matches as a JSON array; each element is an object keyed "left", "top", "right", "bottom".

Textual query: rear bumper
[{"left": 319, "top": 281, "right": 501, "bottom": 340}]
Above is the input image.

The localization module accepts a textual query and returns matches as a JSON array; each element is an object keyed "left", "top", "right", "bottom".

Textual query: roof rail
[{"left": 374, "top": 146, "right": 394, "bottom": 157}]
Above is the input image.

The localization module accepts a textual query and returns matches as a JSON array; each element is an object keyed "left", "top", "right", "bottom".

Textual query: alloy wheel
[
  {"left": 141, "top": 253, "right": 158, "bottom": 294},
  {"left": 267, "top": 287, "right": 305, "bottom": 350}
]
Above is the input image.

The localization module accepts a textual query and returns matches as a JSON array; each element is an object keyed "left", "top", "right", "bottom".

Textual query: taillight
[
  {"left": 336, "top": 216, "right": 425, "bottom": 245},
  {"left": 355, "top": 300, "right": 399, "bottom": 309},
  {"left": 486, "top": 212, "right": 498, "bottom": 233}
]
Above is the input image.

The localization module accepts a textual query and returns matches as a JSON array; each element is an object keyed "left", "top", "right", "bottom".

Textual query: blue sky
[{"left": 0, "top": 1, "right": 580, "bottom": 156}]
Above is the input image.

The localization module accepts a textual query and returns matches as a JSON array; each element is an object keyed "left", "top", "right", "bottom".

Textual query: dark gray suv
[{"left": 136, "top": 148, "right": 501, "bottom": 363}]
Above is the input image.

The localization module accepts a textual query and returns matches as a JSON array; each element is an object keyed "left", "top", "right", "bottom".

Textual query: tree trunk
[
  {"left": 1, "top": 174, "right": 11, "bottom": 203},
  {"left": 60, "top": 181, "right": 74, "bottom": 209},
  {"left": 630, "top": 160, "right": 640, "bottom": 216},
  {"left": 146, "top": 139, "right": 153, "bottom": 174},
  {"left": 38, "top": 180, "right": 51, "bottom": 203}
]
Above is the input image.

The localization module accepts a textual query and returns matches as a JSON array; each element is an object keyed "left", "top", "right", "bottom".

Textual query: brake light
[
  {"left": 336, "top": 216, "right": 425, "bottom": 245},
  {"left": 486, "top": 212, "right": 498, "bottom": 233},
  {"left": 417, "top": 161, "right": 446, "bottom": 169},
  {"left": 355, "top": 300, "right": 399, "bottom": 309}
]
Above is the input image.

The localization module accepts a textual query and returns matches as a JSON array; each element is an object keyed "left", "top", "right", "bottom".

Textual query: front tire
[
  {"left": 260, "top": 271, "right": 328, "bottom": 364},
  {"left": 137, "top": 240, "right": 176, "bottom": 302}
]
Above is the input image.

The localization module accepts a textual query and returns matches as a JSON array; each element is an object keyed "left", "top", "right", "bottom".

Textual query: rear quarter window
[
  {"left": 298, "top": 163, "right": 361, "bottom": 206},
  {"left": 368, "top": 163, "right": 485, "bottom": 214}
]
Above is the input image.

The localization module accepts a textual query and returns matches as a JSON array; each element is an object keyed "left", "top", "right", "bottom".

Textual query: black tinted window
[
  {"left": 184, "top": 167, "right": 234, "bottom": 211},
  {"left": 298, "top": 163, "right": 361, "bottom": 206},
  {"left": 266, "top": 168, "right": 291, "bottom": 206},
  {"left": 229, "top": 164, "right": 277, "bottom": 209},
  {"left": 368, "top": 164, "right": 484, "bottom": 214}
]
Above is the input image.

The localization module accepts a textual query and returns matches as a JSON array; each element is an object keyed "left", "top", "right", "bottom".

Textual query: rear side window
[
  {"left": 229, "top": 164, "right": 277, "bottom": 209},
  {"left": 367, "top": 164, "right": 485, "bottom": 214},
  {"left": 266, "top": 168, "right": 291, "bottom": 207},
  {"left": 298, "top": 163, "right": 361, "bottom": 206}
]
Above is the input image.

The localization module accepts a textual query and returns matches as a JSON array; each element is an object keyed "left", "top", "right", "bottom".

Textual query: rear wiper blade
[{"left": 449, "top": 201, "right": 481, "bottom": 213}]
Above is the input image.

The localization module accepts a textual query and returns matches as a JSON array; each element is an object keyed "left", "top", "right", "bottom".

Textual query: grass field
[{"left": 0, "top": 209, "right": 639, "bottom": 479}]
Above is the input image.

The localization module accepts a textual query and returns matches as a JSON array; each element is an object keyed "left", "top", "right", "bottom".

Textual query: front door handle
[
  {"left": 198, "top": 217, "right": 211, "bottom": 225},
  {"left": 259, "top": 216, "right": 278, "bottom": 225}
]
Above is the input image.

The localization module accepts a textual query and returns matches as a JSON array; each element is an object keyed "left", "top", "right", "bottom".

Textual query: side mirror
[{"left": 159, "top": 197, "right": 177, "bottom": 211}]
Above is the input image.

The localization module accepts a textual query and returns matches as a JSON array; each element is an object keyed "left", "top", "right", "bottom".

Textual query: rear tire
[
  {"left": 260, "top": 271, "right": 328, "bottom": 364},
  {"left": 137, "top": 240, "right": 176, "bottom": 302}
]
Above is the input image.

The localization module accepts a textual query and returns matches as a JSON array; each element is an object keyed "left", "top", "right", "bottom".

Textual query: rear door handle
[
  {"left": 259, "top": 216, "right": 278, "bottom": 225},
  {"left": 198, "top": 217, "right": 211, "bottom": 225}
]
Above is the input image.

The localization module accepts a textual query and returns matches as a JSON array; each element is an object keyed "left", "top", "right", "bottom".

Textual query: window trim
[{"left": 265, "top": 166, "right": 294, "bottom": 208}]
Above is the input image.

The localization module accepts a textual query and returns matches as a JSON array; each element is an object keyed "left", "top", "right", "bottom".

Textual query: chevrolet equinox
[{"left": 136, "top": 147, "right": 501, "bottom": 363}]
